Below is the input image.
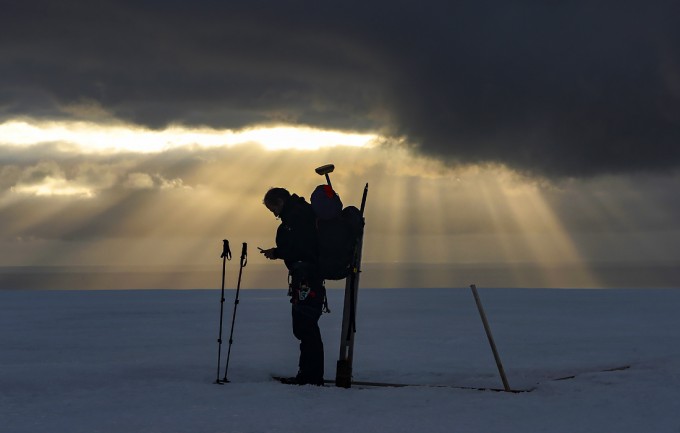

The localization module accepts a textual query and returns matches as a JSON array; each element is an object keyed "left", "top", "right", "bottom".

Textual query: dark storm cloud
[{"left": 2, "top": 0, "right": 679, "bottom": 176}]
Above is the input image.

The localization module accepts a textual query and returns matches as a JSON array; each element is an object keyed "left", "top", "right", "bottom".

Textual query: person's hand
[{"left": 259, "top": 247, "right": 277, "bottom": 260}]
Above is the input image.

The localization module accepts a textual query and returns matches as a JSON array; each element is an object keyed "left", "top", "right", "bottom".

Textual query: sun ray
[
  {"left": 0, "top": 119, "right": 378, "bottom": 154},
  {"left": 500, "top": 178, "right": 601, "bottom": 288},
  {"left": 0, "top": 121, "right": 626, "bottom": 289},
  {"left": 474, "top": 173, "right": 528, "bottom": 287}
]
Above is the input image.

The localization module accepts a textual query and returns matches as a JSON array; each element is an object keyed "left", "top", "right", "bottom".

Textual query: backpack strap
[
  {"left": 321, "top": 279, "right": 330, "bottom": 314},
  {"left": 322, "top": 291, "right": 331, "bottom": 314}
]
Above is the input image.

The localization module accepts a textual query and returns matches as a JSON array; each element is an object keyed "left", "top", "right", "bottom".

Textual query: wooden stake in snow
[{"left": 470, "top": 284, "right": 511, "bottom": 392}]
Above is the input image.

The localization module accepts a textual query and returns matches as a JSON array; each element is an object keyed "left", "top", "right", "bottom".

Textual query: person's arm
[{"left": 259, "top": 247, "right": 278, "bottom": 260}]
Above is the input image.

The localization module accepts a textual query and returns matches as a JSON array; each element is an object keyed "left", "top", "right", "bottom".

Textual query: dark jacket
[{"left": 274, "top": 194, "right": 319, "bottom": 271}]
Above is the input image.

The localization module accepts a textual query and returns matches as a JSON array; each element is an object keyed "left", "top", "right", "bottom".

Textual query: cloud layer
[{"left": 2, "top": 0, "right": 679, "bottom": 177}]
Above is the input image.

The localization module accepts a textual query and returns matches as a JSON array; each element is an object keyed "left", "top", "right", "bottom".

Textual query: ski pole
[
  {"left": 470, "top": 284, "right": 511, "bottom": 392},
  {"left": 221, "top": 242, "right": 248, "bottom": 383},
  {"left": 215, "top": 239, "right": 232, "bottom": 384}
]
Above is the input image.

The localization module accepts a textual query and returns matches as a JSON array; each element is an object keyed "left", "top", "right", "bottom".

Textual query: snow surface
[{"left": 1, "top": 287, "right": 679, "bottom": 433}]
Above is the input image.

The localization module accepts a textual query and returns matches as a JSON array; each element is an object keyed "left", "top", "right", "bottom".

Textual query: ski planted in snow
[{"left": 335, "top": 183, "right": 368, "bottom": 388}]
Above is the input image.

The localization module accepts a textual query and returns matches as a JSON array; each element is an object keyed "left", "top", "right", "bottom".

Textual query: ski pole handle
[
  {"left": 221, "top": 239, "right": 232, "bottom": 260},
  {"left": 240, "top": 242, "right": 248, "bottom": 266}
]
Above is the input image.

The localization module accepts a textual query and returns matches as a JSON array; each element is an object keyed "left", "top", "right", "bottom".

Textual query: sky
[{"left": 1, "top": 0, "right": 679, "bottom": 288}]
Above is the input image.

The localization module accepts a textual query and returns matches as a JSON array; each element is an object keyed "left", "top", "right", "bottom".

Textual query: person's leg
[
  {"left": 289, "top": 263, "right": 325, "bottom": 384},
  {"left": 292, "top": 306, "right": 324, "bottom": 384}
]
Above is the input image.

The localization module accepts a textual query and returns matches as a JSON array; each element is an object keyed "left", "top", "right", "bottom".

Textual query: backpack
[{"left": 310, "top": 184, "right": 364, "bottom": 280}]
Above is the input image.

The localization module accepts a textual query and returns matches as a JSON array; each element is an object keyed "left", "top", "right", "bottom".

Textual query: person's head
[{"left": 263, "top": 187, "right": 291, "bottom": 218}]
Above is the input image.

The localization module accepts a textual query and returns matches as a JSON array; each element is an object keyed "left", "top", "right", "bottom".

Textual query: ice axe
[{"left": 315, "top": 164, "right": 335, "bottom": 187}]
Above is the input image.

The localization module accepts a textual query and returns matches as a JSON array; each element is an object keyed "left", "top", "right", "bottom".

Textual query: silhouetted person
[{"left": 260, "top": 187, "right": 325, "bottom": 385}]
